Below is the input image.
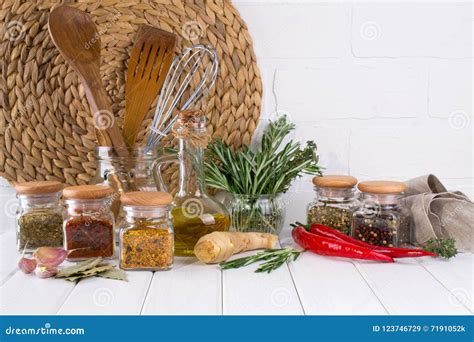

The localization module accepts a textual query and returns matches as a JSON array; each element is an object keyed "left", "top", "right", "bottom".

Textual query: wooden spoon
[
  {"left": 48, "top": 5, "right": 127, "bottom": 152},
  {"left": 122, "top": 25, "right": 176, "bottom": 147}
]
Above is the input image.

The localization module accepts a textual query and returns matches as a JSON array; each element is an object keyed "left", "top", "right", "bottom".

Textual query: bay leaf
[
  {"left": 81, "top": 265, "right": 115, "bottom": 276},
  {"left": 64, "top": 274, "right": 96, "bottom": 282},
  {"left": 56, "top": 257, "right": 103, "bottom": 278},
  {"left": 97, "top": 268, "right": 128, "bottom": 281}
]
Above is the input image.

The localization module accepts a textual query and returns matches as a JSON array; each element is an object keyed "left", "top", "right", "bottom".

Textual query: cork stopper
[
  {"left": 121, "top": 191, "right": 173, "bottom": 207},
  {"left": 63, "top": 185, "right": 113, "bottom": 199},
  {"left": 312, "top": 175, "right": 358, "bottom": 188},
  {"left": 358, "top": 181, "right": 407, "bottom": 194},
  {"left": 14, "top": 181, "right": 63, "bottom": 195},
  {"left": 177, "top": 109, "right": 205, "bottom": 129}
]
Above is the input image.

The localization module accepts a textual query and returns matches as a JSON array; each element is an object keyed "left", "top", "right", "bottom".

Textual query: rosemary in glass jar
[
  {"left": 14, "top": 181, "right": 64, "bottom": 252},
  {"left": 307, "top": 175, "right": 359, "bottom": 235},
  {"left": 119, "top": 192, "right": 174, "bottom": 270}
]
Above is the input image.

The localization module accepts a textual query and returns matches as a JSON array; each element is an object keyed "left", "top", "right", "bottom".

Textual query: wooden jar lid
[
  {"left": 358, "top": 181, "right": 407, "bottom": 194},
  {"left": 121, "top": 191, "right": 173, "bottom": 207},
  {"left": 312, "top": 175, "right": 358, "bottom": 188},
  {"left": 63, "top": 185, "right": 113, "bottom": 199},
  {"left": 14, "top": 181, "right": 63, "bottom": 195}
]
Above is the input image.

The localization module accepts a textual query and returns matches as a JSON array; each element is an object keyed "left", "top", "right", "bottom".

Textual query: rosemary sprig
[
  {"left": 219, "top": 248, "right": 303, "bottom": 273},
  {"left": 205, "top": 116, "right": 322, "bottom": 195},
  {"left": 422, "top": 237, "right": 458, "bottom": 259}
]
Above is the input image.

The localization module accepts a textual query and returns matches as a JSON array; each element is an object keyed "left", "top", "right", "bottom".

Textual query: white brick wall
[
  {"left": 234, "top": 0, "right": 473, "bottom": 228},
  {"left": 0, "top": 1, "right": 472, "bottom": 235}
]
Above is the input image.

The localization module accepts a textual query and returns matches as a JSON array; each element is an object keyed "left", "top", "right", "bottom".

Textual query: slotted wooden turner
[{"left": 122, "top": 25, "right": 177, "bottom": 147}]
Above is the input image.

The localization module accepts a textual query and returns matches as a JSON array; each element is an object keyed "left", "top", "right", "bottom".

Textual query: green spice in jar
[
  {"left": 14, "top": 181, "right": 64, "bottom": 252},
  {"left": 307, "top": 205, "right": 353, "bottom": 235},
  {"left": 307, "top": 175, "right": 359, "bottom": 235},
  {"left": 18, "top": 210, "right": 63, "bottom": 250}
]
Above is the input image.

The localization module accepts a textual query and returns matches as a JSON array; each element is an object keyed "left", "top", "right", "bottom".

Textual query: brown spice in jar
[
  {"left": 352, "top": 213, "right": 398, "bottom": 247},
  {"left": 65, "top": 217, "right": 114, "bottom": 259},
  {"left": 121, "top": 227, "right": 173, "bottom": 270}
]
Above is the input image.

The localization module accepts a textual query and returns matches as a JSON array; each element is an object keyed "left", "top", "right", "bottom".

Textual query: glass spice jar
[
  {"left": 14, "top": 181, "right": 64, "bottom": 252},
  {"left": 351, "top": 181, "right": 410, "bottom": 247},
  {"left": 307, "top": 175, "right": 359, "bottom": 235},
  {"left": 63, "top": 185, "right": 115, "bottom": 260},
  {"left": 119, "top": 191, "right": 174, "bottom": 271}
]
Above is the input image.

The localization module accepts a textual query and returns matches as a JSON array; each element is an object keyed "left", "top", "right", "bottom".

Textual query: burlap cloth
[{"left": 401, "top": 174, "right": 473, "bottom": 252}]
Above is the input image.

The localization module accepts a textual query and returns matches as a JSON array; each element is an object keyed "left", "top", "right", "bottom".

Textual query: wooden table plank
[
  {"left": 222, "top": 249, "right": 303, "bottom": 315},
  {"left": 0, "top": 231, "right": 20, "bottom": 286},
  {"left": 141, "top": 257, "right": 222, "bottom": 315},
  {"left": 354, "top": 257, "right": 471, "bottom": 315},
  {"left": 0, "top": 271, "right": 75, "bottom": 315},
  {"left": 279, "top": 233, "right": 387, "bottom": 315},
  {"left": 417, "top": 253, "right": 473, "bottom": 313},
  {"left": 58, "top": 265, "right": 153, "bottom": 315},
  {"left": 288, "top": 252, "right": 388, "bottom": 315}
]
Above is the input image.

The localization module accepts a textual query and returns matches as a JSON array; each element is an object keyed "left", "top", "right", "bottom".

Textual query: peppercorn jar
[
  {"left": 63, "top": 185, "right": 115, "bottom": 260},
  {"left": 119, "top": 192, "right": 174, "bottom": 271},
  {"left": 307, "top": 175, "right": 359, "bottom": 235},
  {"left": 14, "top": 181, "right": 64, "bottom": 252},
  {"left": 351, "top": 181, "right": 410, "bottom": 247}
]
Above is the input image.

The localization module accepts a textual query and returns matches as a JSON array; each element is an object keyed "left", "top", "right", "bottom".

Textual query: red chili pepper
[
  {"left": 293, "top": 222, "right": 437, "bottom": 258},
  {"left": 292, "top": 226, "right": 394, "bottom": 263}
]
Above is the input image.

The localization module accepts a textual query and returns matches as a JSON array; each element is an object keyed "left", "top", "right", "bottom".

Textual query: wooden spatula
[
  {"left": 122, "top": 25, "right": 177, "bottom": 147},
  {"left": 48, "top": 5, "right": 127, "bottom": 152}
]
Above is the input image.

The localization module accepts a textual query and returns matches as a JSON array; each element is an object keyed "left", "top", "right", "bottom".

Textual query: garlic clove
[
  {"left": 18, "top": 257, "right": 37, "bottom": 274},
  {"left": 35, "top": 265, "right": 58, "bottom": 279},
  {"left": 33, "top": 247, "right": 68, "bottom": 267}
]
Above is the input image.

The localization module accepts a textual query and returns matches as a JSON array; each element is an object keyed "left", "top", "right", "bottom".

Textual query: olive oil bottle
[{"left": 154, "top": 110, "right": 231, "bottom": 256}]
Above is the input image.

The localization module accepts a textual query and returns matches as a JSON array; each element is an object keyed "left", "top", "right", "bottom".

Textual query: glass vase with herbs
[
  {"left": 14, "top": 181, "right": 64, "bottom": 252},
  {"left": 153, "top": 110, "right": 230, "bottom": 257},
  {"left": 63, "top": 185, "right": 115, "bottom": 260},
  {"left": 352, "top": 181, "right": 411, "bottom": 247},
  {"left": 205, "top": 116, "right": 322, "bottom": 234},
  {"left": 119, "top": 191, "right": 174, "bottom": 271},
  {"left": 307, "top": 175, "right": 359, "bottom": 235}
]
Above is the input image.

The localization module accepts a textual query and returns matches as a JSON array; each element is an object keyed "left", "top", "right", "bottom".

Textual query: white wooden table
[{"left": 0, "top": 189, "right": 472, "bottom": 315}]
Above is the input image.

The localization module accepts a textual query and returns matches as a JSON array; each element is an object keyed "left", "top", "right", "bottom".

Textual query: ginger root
[{"left": 194, "top": 231, "right": 278, "bottom": 264}]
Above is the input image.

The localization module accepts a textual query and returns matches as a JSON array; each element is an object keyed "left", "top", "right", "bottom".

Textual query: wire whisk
[{"left": 146, "top": 44, "right": 219, "bottom": 149}]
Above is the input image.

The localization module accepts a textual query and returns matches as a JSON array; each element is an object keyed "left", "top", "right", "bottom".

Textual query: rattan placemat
[{"left": 0, "top": 0, "right": 262, "bottom": 186}]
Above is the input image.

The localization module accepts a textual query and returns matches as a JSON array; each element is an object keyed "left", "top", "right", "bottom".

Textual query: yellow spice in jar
[{"left": 120, "top": 227, "right": 173, "bottom": 270}]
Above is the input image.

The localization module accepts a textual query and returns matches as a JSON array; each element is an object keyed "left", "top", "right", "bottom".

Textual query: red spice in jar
[{"left": 65, "top": 216, "right": 114, "bottom": 259}]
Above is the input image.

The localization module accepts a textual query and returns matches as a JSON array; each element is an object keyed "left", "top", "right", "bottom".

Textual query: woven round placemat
[{"left": 0, "top": 0, "right": 262, "bottom": 188}]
